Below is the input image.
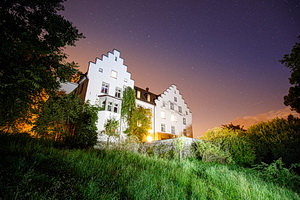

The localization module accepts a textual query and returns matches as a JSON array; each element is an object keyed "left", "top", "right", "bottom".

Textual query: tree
[
  {"left": 247, "top": 117, "right": 300, "bottom": 165},
  {"left": 281, "top": 36, "right": 300, "bottom": 113},
  {"left": 103, "top": 118, "right": 119, "bottom": 145},
  {"left": 221, "top": 122, "right": 245, "bottom": 132},
  {"left": 201, "top": 127, "right": 256, "bottom": 166},
  {"left": 121, "top": 87, "right": 136, "bottom": 132},
  {"left": 0, "top": 0, "right": 84, "bottom": 129},
  {"left": 129, "top": 106, "right": 152, "bottom": 142},
  {"left": 34, "top": 94, "right": 100, "bottom": 148}
]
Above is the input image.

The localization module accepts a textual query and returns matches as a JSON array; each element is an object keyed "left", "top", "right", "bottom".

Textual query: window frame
[
  {"left": 101, "top": 82, "right": 109, "bottom": 94},
  {"left": 170, "top": 102, "right": 174, "bottom": 110},
  {"left": 161, "top": 124, "right": 166, "bottom": 132},
  {"left": 111, "top": 70, "right": 118, "bottom": 79},
  {"left": 115, "top": 87, "right": 122, "bottom": 98},
  {"left": 171, "top": 126, "right": 175, "bottom": 134}
]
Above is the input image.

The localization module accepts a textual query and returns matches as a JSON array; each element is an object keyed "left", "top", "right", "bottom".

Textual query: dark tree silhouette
[
  {"left": 0, "top": 0, "right": 84, "bottom": 128},
  {"left": 281, "top": 36, "right": 300, "bottom": 113}
]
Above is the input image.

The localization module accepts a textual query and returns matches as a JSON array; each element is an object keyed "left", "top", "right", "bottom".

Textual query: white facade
[
  {"left": 76, "top": 50, "right": 193, "bottom": 140},
  {"left": 154, "top": 85, "right": 193, "bottom": 140},
  {"left": 83, "top": 50, "right": 134, "bottom": 132}
]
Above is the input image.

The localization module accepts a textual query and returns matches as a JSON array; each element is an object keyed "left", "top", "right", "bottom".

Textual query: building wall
[
  {"left": 84, "top": 50, "right": 134, "bottom": 132},
  {"left": 74, "top": 50, "right": 193, "bottom": 140},
  {"left": 154, "top": 85, "right": 193, "bottom": 140}
]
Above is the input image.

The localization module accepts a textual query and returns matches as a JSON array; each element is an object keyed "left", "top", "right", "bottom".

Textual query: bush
[
  {"left": 193, "top": 140, "right": 233, "bottom": 164},
  {"left": 201, "top": 128, "right": 256, "bottom": 166},
  {"left": 247, "top": 117, "right": 300, "bottom": 165},
  {"left": 253, "top": 158, "right": 300, "bottom": 192},
  {"left": 34, "top": 94, "right": 100, "bottom": 149},
  {"left": 221, "top": 136, "right": 256, "bottom": 166}
]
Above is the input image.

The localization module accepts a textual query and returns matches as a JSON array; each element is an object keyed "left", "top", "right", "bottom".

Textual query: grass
[{"left": 0, "top": 133, "right": 299, "bottom": 199}]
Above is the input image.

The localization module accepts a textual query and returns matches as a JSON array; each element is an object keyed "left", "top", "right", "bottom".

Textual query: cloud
[{"left": 230, "top": 107, "right": 300, "bottom": 129}]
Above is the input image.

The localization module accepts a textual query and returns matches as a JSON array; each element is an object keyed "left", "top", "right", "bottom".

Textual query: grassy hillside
[{"left": 0, "top": 134, "right": 299, "bottom": 200}]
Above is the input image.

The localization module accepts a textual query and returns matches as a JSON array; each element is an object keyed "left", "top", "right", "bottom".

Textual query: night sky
[{"left": 61, "top": 0, "right": 300, "bottom": 137}]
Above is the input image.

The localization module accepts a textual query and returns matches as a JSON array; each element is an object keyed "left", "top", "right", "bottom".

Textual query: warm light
[{"left": 147, "top": 135, "right": 153, "bottom": 143}]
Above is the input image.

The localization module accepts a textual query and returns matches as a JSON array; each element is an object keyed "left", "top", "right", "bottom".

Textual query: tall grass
[{"left": 0, "top": 133, "right": 299, "bottom": 199}]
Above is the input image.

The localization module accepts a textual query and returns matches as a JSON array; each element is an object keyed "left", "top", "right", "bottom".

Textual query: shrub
[
  {"left": 253, "top": 158, "right": 300, "bottom": 192},
  {"left": 35, "top": 94, "right": 100, "bottom": 149},
  {"left": 193, "top": 140, "right": 233, "bottom": 164},
  {"left": 201, "top": 127, "right": 256, "bottom": 166},
  {"left": 247, "top": 117, "right": 300, "bottom": 165}
]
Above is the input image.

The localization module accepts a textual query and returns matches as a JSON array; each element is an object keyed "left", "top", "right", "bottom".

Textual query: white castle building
[{"left": 71, "top": 50, "right": 193, "bottom": 140}]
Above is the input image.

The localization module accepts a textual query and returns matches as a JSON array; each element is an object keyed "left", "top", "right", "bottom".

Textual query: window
[
  {"left": 111, "top": 70, "right": 118, "bottom": 79},
  {"left": 115, "top": 87, "right": 122, "bottom": 98},
  {"left": 174, "top": 97, "right": 177, "bottom": 102},
  {"left": 99, "top": 68, "right": 103, "bottom": 72},
  {"left": 178, "top": 106, "right": 182, "bottom": 113},
  {"left": 101, "top": 82, "right": 109, "bottom": 94},
  {"left": 115, "top": 57, "right": 118, "bottom": 61},
  {"left": 161, "top": 111, "right": 166, "bottom": 119},
  {"left": 161, "top": 124, "right": 166, "bottom": 132},
  {"left": 186, "top": 111, "right": 188, "bottom": 115},
  {"left": 108, "top": 102, "right": 112, "bottom": 111},
  {"left": 171, "top": 126, "right": 175, "bottom": 134},
  {"left": 171, "top": 114, "right": 176, "bottom": 122},
  {"left": 137, "top": 90, "right": 141, "bottom": 98},
  {"left": 147, "top": 94, "right": 150, "bottom": 102},
  {"left": 114, "top": 103, "right": 118, "bottom": 113},
  {"left": 124, "top": 78, "right": 127, "bottom": 83},
  {"left": 183, "top": 118, "right": 186, "bottom": 125},
  {"left": 170, "top": 102, "right": 174, "bottom": 110},
  {"left": 101, "top": 100, "right": 106, "bottom": 110}
]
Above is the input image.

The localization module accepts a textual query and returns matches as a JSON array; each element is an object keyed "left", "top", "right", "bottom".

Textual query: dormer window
[
  {"left": 137, "top": 90, "right": 141, "bottom": 98},
  {"left": 147, "top": 94, "right": 151, "bottom": 102}
]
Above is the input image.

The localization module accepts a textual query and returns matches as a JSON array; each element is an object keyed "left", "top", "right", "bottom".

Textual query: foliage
[
  {"left": 103, "top": 117, "right": 119, "bottom": 144},
  {"left": 193, "top": 140, "right": 233, "bottom": 164},
  {"left": 65, "top": 101, "right": 99, "bottom": 149},
  {"left": 34, "top": 94, "right": 81, "bottom": 139},
  {"left": 34, "top": 94, "right": 99, "bottom": 148},
  {"left": 253, "top": 158, "right": 300, "bottom": 192},
  {"left": 280, "top": 36, "right": 300, "bottom": 113},
  {"left": 121, "top": 87, "right": 136, "bottom": 128},
  {"left": 201, "top": 127, "right": 256, "bottom": 166},
  {"left": 174, "top": 137, "right": 185, "bottom": 161},
  {"left": 2, "top": 134, "right": 299, "bottom": 199},
  {"left": 221, "top": 122, "right": 245, "bottom": 131},
  {"left": 129, "top": 106, "right": 152, "bottom": 141},
  {"left": 247, "top": 117, "right": 300, "bottom": 165},
  {"left": 0, "top": 0, "right": 84, "bottom": 129}
]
